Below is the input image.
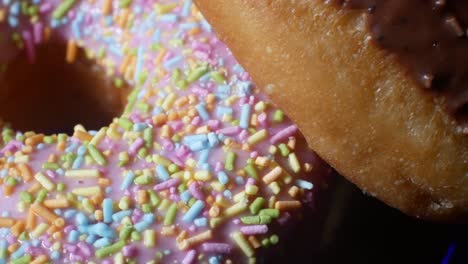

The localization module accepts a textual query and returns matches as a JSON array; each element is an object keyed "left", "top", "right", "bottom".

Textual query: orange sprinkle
[
  {"left": 0, "top": 217, "right": 15, "bottom": 227},
  {"left": 25, "top": 134, "right": 44, "bottom": 146},
  {"left": 275, "top": 200, "right": 301, "bottom": 211},
  {"left": 66, "top": 40, "right": 78, "bottom": 63},
  {"left": 52, "top": 231, "right": 64, "bottom": 240},
  {"left": 118, "top": 8, "right": 130, "bottom": 28},
  {"left": 152, "top": 113, "right": 167, "bottom": 126},
  {"left": 0, "top": 9, "right": 6, "bottom": 23},
  {"left": 102, "top": 0, "right": 112, "bottom": 15},
  {"left": 8, "top": 243, "right": 19, "bottom": 253},
  {"left": 119, "top": 55, "right": 132, "bottom": 73},
  {"left": 98, "top": 177, "right": 111, "bottom": 186},
  {"left": 31, "top": 203, "right": 59, "bottom": 223},
  {"left": 136, "top": 190, "right": 148, "bottom": 204},
  {"left": 288, "top": 186, "right": 300, "bottom": 198},
  {"left": 56, "top": 141, "right": 66, "bottom": 152},
  {"left": 26, "top": 209, "right": 36, "bottom": 230},
  {"left": 17, "top": 163, "right": 33, "bottom": 182},
  {"left": 44, "top": 198, "right": 70, "bottom": 209},
  {"left": 31, "top": 255, "right": 49, "bottom": 264},
  {"left": 11, "top": 220, "right": 25, "bottom": 237},
  {"left": 154, "top": 49, "right": 167, "bottom": 65},
  {"left": 53, "top": 218, "right": 65, "bottom": 228},
  {"left": 47, "top": 153, "right": 57, "bottom": 163},
  {"left": 2, "top": 185, "right": 14, "bottom": 196},
  {"left": 248, "top": 236, "right": 261, "bottom": 249},
  {"left": 47, "top": 224, "right": 59, "bottom": 235},
  {"left": 43, "top": 27, "right": 52, "bottom": 41},
  {"left": 28, "top": 182, "right": 42, "bottom": 193},
  {"left": 73, "top": 130, "right": 93, "bottom": 142}
]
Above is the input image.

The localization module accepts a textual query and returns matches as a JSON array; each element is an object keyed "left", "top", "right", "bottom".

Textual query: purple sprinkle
[
  {"left": 129, "top": 138, "right": 144, "bottom": 155},
  {"left": 182, "top": 249, "right": 197, "bottom": 264},
  {"left": 189, "top": 182, "right": 205, "bottom": 200},
  {"left": 216, "top": 126, "right": 240, "bottom": 136},
  {"left": 122, "top": 245, "right": 137, "bottom": 257},
  {"left": 201, "top": 243, "right": 232, "bottom": 254},
  {"left": 240, "top": 225, "right": 268, "bottom": 235},
  {"left": 153, "top": 178, "right": 181, "bottom": 191},
  {"left": 77, "top": 242, "right": 92, "bottom": 257},
  {"left": 270, "top": 125, "right": 298, "bottom": 144}
]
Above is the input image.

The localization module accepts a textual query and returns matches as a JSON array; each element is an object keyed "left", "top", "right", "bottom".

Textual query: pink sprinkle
[
  {"left": 191, "top": 116, "right": 202, "bottom": 126},
  {"left": 239, "top": 97, "right": 248, "bottom": 104},
  {"left": 248, "top": 95, "right": 256, "bottom": 105},
  {"left": 214, "top": 162, "right": 223, "bottom": 172},
  {"left": 22, "top": 31, "right": 35, "bottom": 63},
  {"left": 46, "top": 170, "right": 56, "bottom": 179},
  {"left": 39, "top": 3, "right": 52, "bottom": 13},
  {"left": 207, "top": 120, "right": 221, "bottom": 130},
  {"left": 258, "top": 112, "right": 268, "bottom": 127},
  {"left": 70, "top": 254, "right": 84, "bottom": 262},
  {"left": 122, "top": 245, "right": 137, "bottom": 257},
  {"left": 169, "top": 121, "right": 184, "bottom": 131},
  {"left": 250, "top": 151, "right": 258, "bottom": 159},
  {"left": 240, "top": 71, "right": 250, "bottom": 81},
  {"left": 216, "top": 126, "right": 240, "bottom": 136},
  {"left": 240, "top": 225, "right": 268, "bottom": 235},
  {"left": 33, "top": 23, "right": 43, "bottom": 44},
  {"left": 246, "top": 178, "right": 256, "bottom": 186},
  {"left": 189, "top": 182, "right": 204, "bottom": 200},
  {"left": 129, "top": 138, "right": 144, "bottom": 155},
  {"left": 153, "top": 178, "right": 181, "bottom": 191},
  {"left": 162, "top": 140, "right": 174, "bottom": 151},
  {"left": 192, "top": 87, "right": 208, "bottom": 97},
  {"left": 232, "top": 219, "right": 241, "bottom": 225},
  {"left": 182, "top": 250, "right": 197, "bottom": 264},
  {"left": 77, "top": 242, "right": 92, "bottom": 257},
  {"left": 64, "top": 244, "right": 78, "bottom": 253},
  {"left": 201, "top": 243, "right": 232, "bottom": 254},
  {"left": 64, "top": 226, "right": 75, "bottom": 234},
  {"left": 176, "top": 145, "right": 190, "bottom": 158},
  {"left": 270, "top": 125, "right": 298, "bottom": 144},
  {"left": 238, "top": 129, "right": 248, "bottom": 141}
]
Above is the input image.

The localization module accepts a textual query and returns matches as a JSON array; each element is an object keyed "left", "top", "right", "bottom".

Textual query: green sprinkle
[
  {"left": 261, "top": 238, "right": 270, "bottom": 247},
  {"left": 231, "top": 231, "right": 254, "bottom": 258},
  {"left": 119, "top": 0, "right": 132, "bottom": 8},
  {"left": 143, "top": 128, "right": 153, "bottom": 148},
  {"left": 5, "top": 177, "right": 18, "bottom": 186},
  {"left": 136, "top": 102, "right": 150, "bottom": 113},
  {"left": 57, "top": 183, "right": 66, "bottom": 192},
  {"left": 225, "top": 151, "right": 236, "bottom": 171},
  {"left": 147, "top": 190, "right": 160, "bottom": 207},
  {"left": 142, "top": 203, "right": 152, "bottom": 213},
  {"left": 42, "top": 162, "right": 59, "bottom": 170},
  {"left": 273, "top": 110, "right": 284, "bottom": 123},
  {"left": 244, "top": 164, "right": 258, "bottom": 179},
  {"left": 52, "top": 0, "right": 76, "bottom": 19},
  {"left": 131, "top": 231, "right": 141, "bottom": 241},
  {"left": 259, "top": 208, "right": 280, "bottom": 218},
  {"left": 249, "top": 197, "right": 265, "bottom": 214},
  {"left": 118, "top": 117, "right": 133, "bottom": 131},
  {"left": 35, "top": 189, "right": 47, "bottom": 203},
  {"left": 270, "top": 234, "right": 279, "bottom": 245},
  {"left": 118, "top": 152, "right": 129, "bottom": 167},
  {"left": 171, "top": 68, "right": 181, "bottom": 83},
  {"left": 164, "top": 203, "right": 178, "bottom": 226},
  {"left": 10, "top": 255, "right": 32, "bottom": 264},
  {"left": 176, "top": 79, "right": 188, "bottom": 90},
  {"left": 119, "top": 226, "right": 133, "bottom": 240},
  {"left": 167, "top": 164, "right": 179, "bottom": 174},
  {"left": 278, "top": 143, "right": 290, "bottom": 157},
  {"left": 187, "top": 65, "right": 209, "bottom": 83},
  {"left": 240, "top": 215, "right": 272, "bottom": 225},
  {"left": 137, "top": 147, "right": 148, "bottom": 159},
  {"left": 114, "top": 78, "right": 124, "bottom": 88},
  {"left": 134, "top": 174, "right": 152, "bottom": 185},
  {"left": 43, "top": 136, "right": 55, "bottom": 144},
  {"left": 88, "top": 144, "right": 107, "bottom": 166},
  {"left": 210, "top": 71, "right": 226, "bottom": 84},
  {"left": 95, "top": 241, "right": 125, "bottom": 259},
  {"left": 20, "top": 191, "right": 33, "bottom": 203}
]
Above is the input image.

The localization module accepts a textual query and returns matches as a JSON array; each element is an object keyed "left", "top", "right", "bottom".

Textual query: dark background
[{"left": 271, "top": 174, "right": 468, "bottom": 264}]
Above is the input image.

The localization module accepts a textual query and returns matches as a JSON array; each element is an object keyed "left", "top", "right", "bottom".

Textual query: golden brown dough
[{"left": 194, "top": 0, "right": 468, "bottom": 221}]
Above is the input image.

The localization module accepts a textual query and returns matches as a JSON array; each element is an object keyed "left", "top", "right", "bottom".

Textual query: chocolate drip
[{"left": 332, "top": 0, "right": 468, "bottom": 131}]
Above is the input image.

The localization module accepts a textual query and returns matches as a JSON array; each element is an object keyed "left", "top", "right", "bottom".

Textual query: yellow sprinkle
[
  {"left": 44, "top": 198, "right": 70, "bottom": 209},
  {"left": 14, "top": 155, "right": 30, "bottom": 163},
  {"left": 247, "top": 129, "right": 268, "bottom": 145},
  {"left": 268, "top": 182, "right": 281, "bottom": 195},
  {"left": 179, "top": 230, "right": 213, "bottom": 250},
  {"left": 262, "top": 166, "right": 283, "bottom": 184},
  {"left": 288, "top": 153, "right": 301, "bottom": 173},
  {"left": 34, "top": 172, "right": 55, "bottom": 191},
  {"left": 31, "top": 223, "right": 49, "bottom": 238},
  {"left": 194, "top": 171, "right": 212, "bottom": 181},
  {"left": 223, "top": 201, "right": 248, "bottom": 217},
  {"left": 0, "top": 217, "right": 16, "bottom": 227},
  {"left": 72, "top": 186, "right": 101, "bottom": 197},
  {"left": 162, "top": 92, "right": 176, "bottom": 110},
  {"left": 65, "top": 169, "right": 101, "bottom": 179},
  {"left": 231, "top": 231, "right": 254, "bottom": 257},
  {"left": 90, "top": 127, "right": 107, "bottom": 145}
]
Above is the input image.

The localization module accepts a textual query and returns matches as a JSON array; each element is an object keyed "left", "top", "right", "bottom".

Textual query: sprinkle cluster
[{"left": 0, "top": 0, "right": 330, "bottom": 263}]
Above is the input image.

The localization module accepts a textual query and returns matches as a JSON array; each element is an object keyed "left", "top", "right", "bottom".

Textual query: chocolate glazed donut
[{"left": 194, "top": 0, "right": 468, "bottom": 221}]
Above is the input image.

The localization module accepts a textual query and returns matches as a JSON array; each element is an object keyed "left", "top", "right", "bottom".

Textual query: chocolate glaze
[{"left": 332, "top": 0, "right": 468, "bottom": 131}]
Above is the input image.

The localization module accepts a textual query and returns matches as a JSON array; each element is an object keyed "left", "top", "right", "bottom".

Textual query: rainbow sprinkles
[{"left": 0, "top": 0, "right": 331, "bottom": 263}]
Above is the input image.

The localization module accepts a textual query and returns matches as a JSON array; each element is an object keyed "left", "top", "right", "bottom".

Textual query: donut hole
[{"left": 0, "top": 38, "right": 129, "bottom": 135}]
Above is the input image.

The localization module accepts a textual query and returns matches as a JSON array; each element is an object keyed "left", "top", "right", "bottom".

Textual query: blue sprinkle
[
  {"left": 181, "top": 0, "right": 192, "bottom": 17},
  {"left": 68, "top": 230, "right": 80, "bottom": 243},
  {"left": 207, "top": 132, "right": 219, "bottom": 147},
  {"left": 156, "top": 165, "right": 170, "bottom": 181},
  {"left": 152, "top": 106, "right": 163, "bottom": 115},
  {"left": 89, "top": 223, "right": 115, "bottom": 238},
  {"left": 102, "top": 198, "right": 113, "bottom": 224},
  {"left": 56, "top": 168, "right": 65, "bottom": 175},
  {"left": 152, "top": 28, "right": 161, "bottom": 43},
  {"left": 77, "top": 146, "right": 87, "bottom": 156},
  {"left": 112, "top": 210, "right": 132, "bottom": 222},
  {"left": 75, "top": 213, "right": 89, "bottom": 225},
  {"left": 198, "top": 149, "right": 210, "bottom": 166},
  {"left": 65, "top": 141, "right": 79, "bottom": 153},
  {"left": 194, "top": 217, "right": 208, "bottom": 227},
  {"left": 196, "top": 103, "right": 209, "bottom": 120},
  {"left": 11, "top": 242, "right": 29, "bottom": 259},
  {"left": 93, "top": 237, "right": 111, "bottom": 248},
  {"left": 134, "top": 46, "right": 145, "bottom": 82},
  {"left": 64, "top": 210, "right": 77, "bottom": 219},
  {"left": 2, "top": 0, "right": 11, "bottom": 5},
  {"left": 133, "top": 123, "right": 147, "bottom": 132},
  {"left": 54, "top": 209, "right": 62, "bottom": 215},
  {"left": 223, "top": 190, "right": 232, "bottom": 199},
  {"left": 105, "top": 15, "right": 113, "bottom": 26},
  {"left": 180, "top": 190, "right": 192, "bottom": 204},
  {"left": 217, "top": 171, "right": 229, "bottom": 185},
  {"left": 209, "top": 256, "right": 221, "bottom": 264},
  {"left": 163, "top": 55, "right": 183, "bottom": 70},
  {"left": 200, "top": 163, "right": 210, "bottom": 171},
  {"left": 158, "top": 14, "right": 178, "bottom": 23},
  {"left": 296, "top": 179, "right": 314, "bottom": 190},
  {"left": 50, "top": 19, "right": 60, "bottom": 28},
  {"left": 216, "top": 106, "right": 233, "bottom": 117},
  {"left": 134, "top": 214, "right": 155, "bottom": 232},
  {"left": 182, "top": 200, "right": 205, "bottom": 223},
  {"left": 235, "top": 176, "right": 245, "bottom": 185},
  {"left": 51, "top": 251, "right": 60, "bottom": 260},
  {"left": 86, "top": 234, "right": 97, "bottom": 244},
  {"left": 36, "top": 143, "right": 46, "bottom": 150},
  {"left": 121, "top": 171, "right": 135, "bottom": 190},
  {"left": 180, "top": 22, "right": 198, "bottom": 30},
  {"left": 72, "top": 156, "right": 84, "bottom": 169},
  {"left": 201, "top": 19, "right": 212, "bottom": 32},
  {"left": 183, "top": 134, "right": 208, "bottom": 144},
  {"left": 6, "top": 156, "right": 14, "bottom": 163},
  {"left": 10, "top": 2, "right": 20, "bottom": 15},
  {"left": 238, "top": 81, "right": 253, "bottom": 96},
  {"left": 188, "top": 140, "right": 208, "bottom": 152},
  {"left": 239, "top": 104, "right": 251, "bottom": 129},
  {"left": 105, "top": 186, "right": 112, "bottom": 194}
]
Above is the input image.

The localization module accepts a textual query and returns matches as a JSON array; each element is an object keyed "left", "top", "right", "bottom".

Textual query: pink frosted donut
[{"left": 0, "top": 0, "right": 332, "bottom": 263}]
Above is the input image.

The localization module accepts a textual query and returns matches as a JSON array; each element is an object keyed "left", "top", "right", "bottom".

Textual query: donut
[
  {"left": 0, "top": 0, "right": 333, "bottom": 263},
  {"left": 193, "top": 0, "right": 468, "bottom": 221}
]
